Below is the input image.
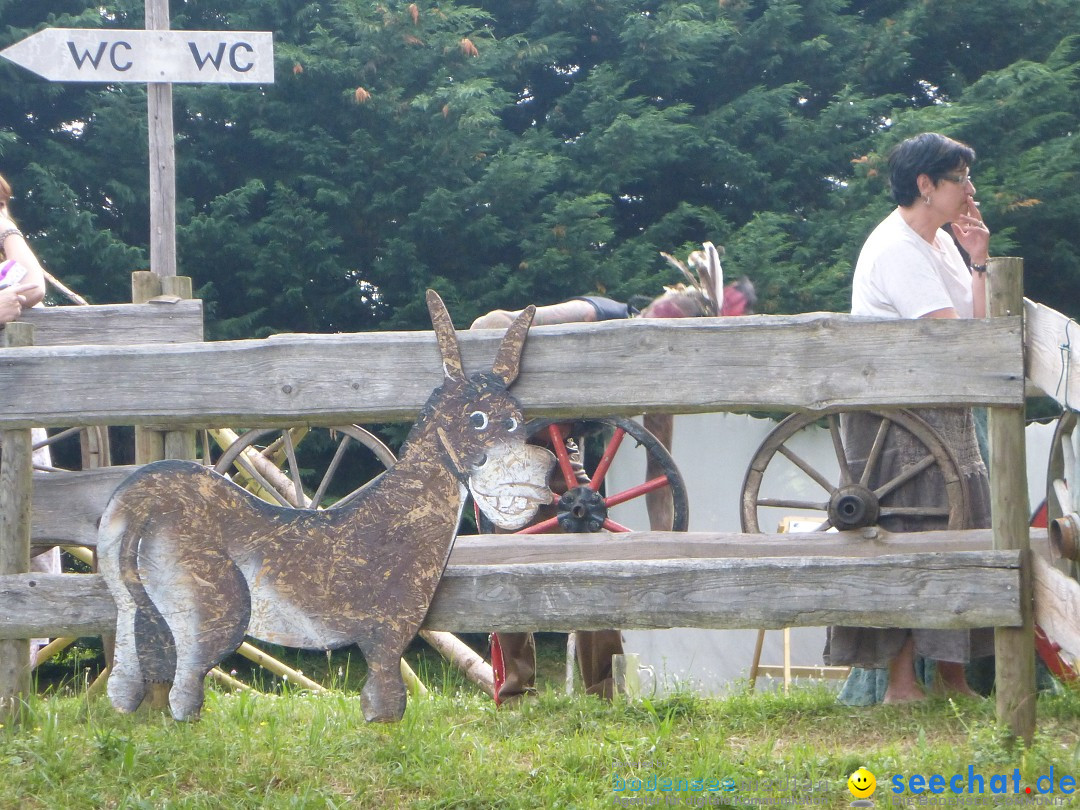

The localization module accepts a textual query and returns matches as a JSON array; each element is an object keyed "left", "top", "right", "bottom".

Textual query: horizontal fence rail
[
  {"left": 0, "top": 537, "right": 1023, "bottom": 639},
  {"left": 0, "top": 313, "right": 1023, "bottom": 428},
  {"left": 18, "top": 300, "right": 203, "bottom": 346}
]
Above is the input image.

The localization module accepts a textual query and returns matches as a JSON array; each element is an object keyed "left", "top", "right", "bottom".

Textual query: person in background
[
  {"left": 0, "top": 172, "right": 55, "bottom": 667},
  {"left": 0, "top": 174, "right": 46, "bottom": 323},
  {"left": 823, "top": 132, "right": 992, "bottom": 703},
  {"left": 471, "top": 244, "right": 755, "bottom": 702}
]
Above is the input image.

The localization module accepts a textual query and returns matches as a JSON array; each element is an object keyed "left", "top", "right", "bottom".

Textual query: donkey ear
[
  {"left": 426, "top": 290, "right": 464, "bottom": 381},
  {"left": 491, "top": 304, "right": 535, "bottom": 386}
]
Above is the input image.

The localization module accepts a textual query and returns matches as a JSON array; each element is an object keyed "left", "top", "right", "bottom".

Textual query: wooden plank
[
  {"left": 0, "top": 550, "right": 1022, "bottom": 639},
  {"left": 1033, "top": 555, "right": 1080, "bottom": 660},
  {"left": 1024, "top": 297, "right": 1080, "bottom": 408},
  {"left": 31, "top": 475, "right": 1053, "bottom": 559},
  {"left": 451, "top": 527, "right": 1052, "bottom": 565},
  {"left": 18, "top": 300, "right": 203, "bottom": 346},
  {"left": 0, "top": 314, "right": 1024, "bottom": 429},
  {"left": 31, "top": 467, "right": 134, "bottom": 548}
]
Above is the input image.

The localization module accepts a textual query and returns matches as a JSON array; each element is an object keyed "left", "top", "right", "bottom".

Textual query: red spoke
[
  {"left": 603, "top": 518, "right": 633, "bottom": 533},
  {"left": 546, "top": 423, "right": 579, "bottom": 490},
  {"left": 604, "top": 475, "right": 671, "bottom": 508},
  {"left": 516, "top": 515, "right": 562, "bottom": 534},
  {"left": 589, "top": 427, "right": 626, "bottom": 491}
]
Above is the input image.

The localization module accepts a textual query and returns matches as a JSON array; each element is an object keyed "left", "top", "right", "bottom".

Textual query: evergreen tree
[{"left": 3, "top": 0, "right": 1080, "bottom": 335}]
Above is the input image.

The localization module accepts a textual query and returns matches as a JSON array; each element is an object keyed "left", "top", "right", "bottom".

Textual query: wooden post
[
  {"left": 131, "top": 271, "right": 165, "bottom": 465},
  {"left": 0, "top": 322, "right": 35, "bottom": 725},
  {"left": 161, "top": 275, "right": 196, "bottom": 461},
  {"left": 987, "top": 256, "right": 1036, "bottom": 743},
  {"left": 146, "top": 0, "right": 177, "bottom": 278}
]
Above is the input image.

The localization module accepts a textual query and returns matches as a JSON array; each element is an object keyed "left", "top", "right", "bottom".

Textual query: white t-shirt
[{"left": 851, "top": 208, "right": 974, "bottom": 319}]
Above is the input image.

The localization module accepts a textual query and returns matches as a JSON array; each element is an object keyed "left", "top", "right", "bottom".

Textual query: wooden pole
[
  {"left": 131, "top": 271, "right": 165, "bottom": 466},
  {"left": 161, "top": 275, "right": 196, "bottom": 460},
  {"left": 0, "top": 322, "right": 35, "bottom": 725},
  {"left": 988, "top": 257, "right": 1036, "bottom": 743},
  {"left": 146, "top": 0, "right": 177, "bottom": 278}
]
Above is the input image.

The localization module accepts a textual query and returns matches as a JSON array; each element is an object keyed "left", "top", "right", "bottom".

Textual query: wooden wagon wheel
[
  {"left": 740, "top": 409, "right": 968, "bottom": 534},
  {"left": 1034, "top": 410, "right": 1080, "bottom": 684},
  {"left": 211, "top": 425, "right": 396, "bottom": 509},
  {"left": 1046, "top": 411, "right": 1080, "bottom": 565},
  {"left": 31, "top": 425, "right": 111, "bottom": 471},
  {"left": 483, "top": 416, "right": 689, "bottom": 700}
]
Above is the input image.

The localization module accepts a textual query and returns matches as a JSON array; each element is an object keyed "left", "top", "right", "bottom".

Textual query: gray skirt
[{"left": 823, "top": 407, "right": 994, "bottom": 667}]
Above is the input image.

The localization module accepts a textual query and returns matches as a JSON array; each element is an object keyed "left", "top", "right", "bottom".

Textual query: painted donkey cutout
[{"left": 98, "top": 290, "right": 555, "bottom": 722}]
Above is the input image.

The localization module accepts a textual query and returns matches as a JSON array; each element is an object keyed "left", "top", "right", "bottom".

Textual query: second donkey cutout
[{"left": 98, "top": 290, "right": 556, "bottom": 722}]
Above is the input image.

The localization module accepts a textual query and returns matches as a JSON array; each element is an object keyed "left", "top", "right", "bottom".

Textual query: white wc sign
[{"left": 1, "top": 28, "right": 274, "bottom": 84}]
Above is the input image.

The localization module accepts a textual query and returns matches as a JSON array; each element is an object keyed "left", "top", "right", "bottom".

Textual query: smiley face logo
[{"left": 848, "top": 767, "right": 876, "bottom": 799}]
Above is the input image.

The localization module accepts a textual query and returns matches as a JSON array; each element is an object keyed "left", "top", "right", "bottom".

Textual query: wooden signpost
[{"left": 0, "top": 2, "right": 274, "bottom": 278}]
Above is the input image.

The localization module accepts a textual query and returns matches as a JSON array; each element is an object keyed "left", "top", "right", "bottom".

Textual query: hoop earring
[{"left": 924, "top": 195, "right": 932, "bottom": 205}]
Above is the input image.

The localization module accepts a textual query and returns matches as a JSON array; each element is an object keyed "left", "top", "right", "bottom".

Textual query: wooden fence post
[
  {"left": 161, "top": 275, "right": 197, "bottom": 461},
  {"left": 132, "top": 271, "right": 166, "bottom": 466},
  {"left": 0, "top": 322, "right": 35, "bottom": 725},
  {"left": 987, "top": 257, "right": 1036, "bottom": 743}
]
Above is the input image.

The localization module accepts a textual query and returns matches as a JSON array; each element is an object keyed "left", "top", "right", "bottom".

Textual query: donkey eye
[
  {"left": 469, "top": 411, "right": 489, "bottom": 430},
  {"left": 503, "top": 417, "right": 519, "bottom": 432}
]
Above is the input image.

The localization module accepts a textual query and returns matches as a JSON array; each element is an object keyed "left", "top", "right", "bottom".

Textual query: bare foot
[
  {"left": 934, "top": 662, "right": 982, "bottom": 698},
  {"left": 883, "top": 637, "right": 926, "bottom": 704},
  {"left": 883, "top": 684, "right": 927, "bottom": 704}
]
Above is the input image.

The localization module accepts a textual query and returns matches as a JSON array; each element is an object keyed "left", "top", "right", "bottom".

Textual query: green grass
[{"left": 5, "top": 639, "right": 1080, "bottom": 809}]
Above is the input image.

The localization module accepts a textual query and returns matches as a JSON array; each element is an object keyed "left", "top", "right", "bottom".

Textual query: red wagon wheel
[
  {"left": 516, "top": 416, "right": 689, "bottom": 534},
  {"left": 485, "top": 416, "right": 689, "bottom": 701}
]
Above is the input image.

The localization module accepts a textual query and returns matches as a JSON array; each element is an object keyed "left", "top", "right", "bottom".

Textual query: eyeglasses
[{"left": 941, "top": 172, "right": 973, "bottom": 185}]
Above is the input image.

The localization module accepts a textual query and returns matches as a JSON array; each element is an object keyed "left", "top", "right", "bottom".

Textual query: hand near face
[{"left": 950, "top": 197, "right": 990, "bottom": 264}]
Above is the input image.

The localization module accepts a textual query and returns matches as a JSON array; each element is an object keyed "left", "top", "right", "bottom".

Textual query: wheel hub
[
  {"left": 556, "top": 485, "right": 607, "bottom": 532},
  {"left": 828, "top": 484, "right": 880, "bottom": 530}
]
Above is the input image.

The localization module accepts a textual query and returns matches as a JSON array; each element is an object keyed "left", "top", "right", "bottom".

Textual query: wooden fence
[{"left": 2, "top": 257, "right": 1075, "bottom": 742}]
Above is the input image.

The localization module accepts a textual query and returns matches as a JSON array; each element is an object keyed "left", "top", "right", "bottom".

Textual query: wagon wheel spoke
[
  {"left": 776, "top": 444, "right": 835, "bottom": 494},
  {"left": 281, "top": 429, "right": 310, "bottom": 508},
  {"left": 872, "top": 453, "right": 936, "bottom": 501},
  {"left": 756, "top": 497, "right": 830, "bottom": 512},
  {"left": 604, "top": 474, "right": 674, "bottom": 509},
  {"left": 544, "top": 423, "right": 581, "bottom": 491},
  {"left": 311, "top": 433, "right": 353, "bottom": 509},
  {"left": 589, "top": 426, "right": 626, "bottom": 492},
  {"left": 827, "top": 414, "right": 854, "bottom": 486},
  {"left": 860, "top": 416, "right": 892, "bottom": 488}
]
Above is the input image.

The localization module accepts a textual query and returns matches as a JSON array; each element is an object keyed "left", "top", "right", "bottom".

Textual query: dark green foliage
[{"left": 2, "top": 0, "right": 1080, "bottom": 333}]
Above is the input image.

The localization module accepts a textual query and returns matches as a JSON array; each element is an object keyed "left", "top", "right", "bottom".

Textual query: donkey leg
[
  {"left": 105, "top": 602, "right": 147, "bottom": 713},
  {"left": 96, "top": 526, "right": 147, "bottom": 713},
  {"left": 155, "top": 563, "right": 251, "bottom": 722},
  {"left": 358, "top": 634, "right": 410, "bottom": 723},
  {"left": 134, "top": 526, "right": 251, "bottom": 722}
]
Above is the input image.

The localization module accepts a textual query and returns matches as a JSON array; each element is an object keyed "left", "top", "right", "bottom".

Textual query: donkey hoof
[
  {"left": 361, "top": 684, "right": 407, "bottom": 723},
  {"left": 107, "top": 679, "right": 147, "bottom": 714}
]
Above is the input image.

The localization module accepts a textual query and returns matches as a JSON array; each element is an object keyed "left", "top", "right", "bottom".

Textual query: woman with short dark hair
[{"left": 824, "top": 132, "right": 993, "bottom": 703}]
